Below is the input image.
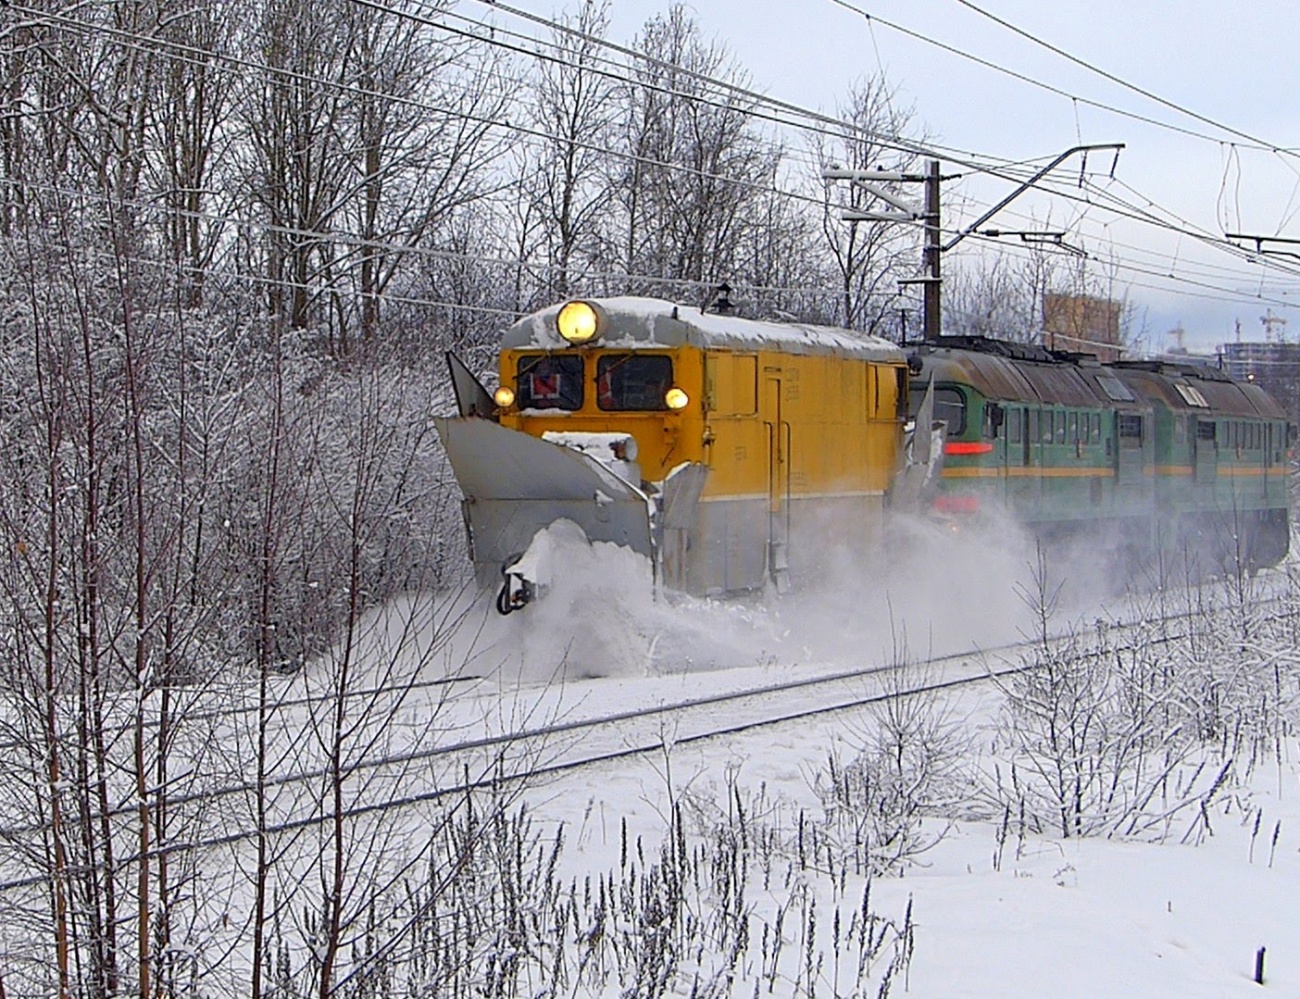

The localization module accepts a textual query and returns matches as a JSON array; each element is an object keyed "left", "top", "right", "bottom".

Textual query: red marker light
[{"left": 944, "top": 441, "right": 995, "bottom": 456}]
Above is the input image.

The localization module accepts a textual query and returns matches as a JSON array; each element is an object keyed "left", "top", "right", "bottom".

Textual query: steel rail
[{"left": 0, "top": 586, "right": 1293, "bottom": 892}]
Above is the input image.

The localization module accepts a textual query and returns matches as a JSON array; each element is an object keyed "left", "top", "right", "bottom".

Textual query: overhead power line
[
  {"left": 6, "top": 0, "right": 1299, "bottom": 333},
  {"left": 950, "top": 0, "right": 1299, "bottom": 159},
  {"left": 469, "top": 0, "right": 1300, "bottom": 308},
  {"left": 825, "top": 0, "right": 1298, "bottom": 157}
]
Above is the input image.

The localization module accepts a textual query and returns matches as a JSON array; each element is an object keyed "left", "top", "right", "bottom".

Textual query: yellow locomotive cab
[{"left": 436, "top": 296, "right": 927, "bottom": 611}]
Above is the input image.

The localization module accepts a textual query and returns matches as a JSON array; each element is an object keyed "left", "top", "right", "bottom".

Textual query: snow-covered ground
[
  {"left": 322, "top": 520, "right": 1300, "bottom": 993},
  {"left": 519, "top": 676, "right": 1300, "bottom": 997},
  {"left": 354, "top": 526, "right": 1300, "bottom": 998},
  {"left": 7, "top": 519, "right": 1296, "bottom": 997}
]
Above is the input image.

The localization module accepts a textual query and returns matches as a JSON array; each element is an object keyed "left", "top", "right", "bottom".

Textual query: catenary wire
[{"left": 6, "top": 0, "right": 1299, "bottom": 333}]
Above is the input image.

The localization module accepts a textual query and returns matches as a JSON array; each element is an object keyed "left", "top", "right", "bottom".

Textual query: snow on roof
[{"left": 500, "top": 296, "right": 905, "bottom": 362}]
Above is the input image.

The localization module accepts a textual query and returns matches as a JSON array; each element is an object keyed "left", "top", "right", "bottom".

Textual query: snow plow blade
[{"left": 433, "top": 416, "right": 654, "bottom": 585}]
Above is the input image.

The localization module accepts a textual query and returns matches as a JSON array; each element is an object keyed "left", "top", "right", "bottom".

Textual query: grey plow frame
[{"left": 434, "top": 416, "right": 656, "bottom": 586}]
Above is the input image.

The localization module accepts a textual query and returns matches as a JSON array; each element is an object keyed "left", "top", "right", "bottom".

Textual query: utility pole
[{"left": 923, "top": 159, "right": 942, "bottom": 342}]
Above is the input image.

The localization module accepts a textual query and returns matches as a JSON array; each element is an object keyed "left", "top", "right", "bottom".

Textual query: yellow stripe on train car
[{"left": 941, "top": 467, "right": 1116, "bottom": 479}]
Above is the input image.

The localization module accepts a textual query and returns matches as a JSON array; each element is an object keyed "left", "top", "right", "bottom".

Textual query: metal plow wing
[
  {"left": 433, "top": 417, "right": 654, "bottom": 583},
  {"left": 892, "top": 373, "right": 946, "bottom": 511}
]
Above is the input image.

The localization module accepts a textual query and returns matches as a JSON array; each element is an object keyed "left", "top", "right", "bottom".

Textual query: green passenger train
[{"left": 908, "top": 336, "right": 1292, "bottom": 576}]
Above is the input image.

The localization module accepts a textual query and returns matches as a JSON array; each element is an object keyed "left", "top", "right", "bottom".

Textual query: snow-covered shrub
[
  {"left": 985, "top": 569, "right": 1300, "bottom": 841},
  {"left": 811, "top": 666, "right": 968, "bottom": 875}
]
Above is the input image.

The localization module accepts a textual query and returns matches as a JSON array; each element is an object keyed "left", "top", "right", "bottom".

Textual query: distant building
[
  {"left": 1042, "top": 292, "right": 1122, "bottom": 361},
  {"left": 1219, "top": 340, "right": 1300, "bottom": 427}
]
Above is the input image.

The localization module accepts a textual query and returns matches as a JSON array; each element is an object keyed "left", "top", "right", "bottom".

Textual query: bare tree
[
  {"left": 146, "top": 2, "right": 235, "bottom": 310},
  {"left": 735, "top": 182, "right": 830, "bottom": 321},
  {"left": 517, "top": 0, "right": 617, "bottom": 302},
  {"left": 942, "top": 246, "right": 1055, "bottom": 340},
  {"left": 334, "top": 0, "right": 510, "bottom": 350},
  {"left": 814, "top": 77, "right": 924, "bottom": 335},
  {"left": 236, "top": 0, "right": 510, "bottom": 350},
  {"left": 611, "top": 5, "right": 778, "bottom": 296}
]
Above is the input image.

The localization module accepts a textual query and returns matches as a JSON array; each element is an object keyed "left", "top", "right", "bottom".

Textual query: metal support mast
[
  {"left": 922, "top": 159, "right": 942, "bottom": 342},
  {"left": 823, "top": 143, "right": 1123, "bottom": 344}
]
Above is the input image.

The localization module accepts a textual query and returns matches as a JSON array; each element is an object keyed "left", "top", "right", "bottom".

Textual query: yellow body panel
[
  {"left": 701, "top": 348, "right": 901, "bottom": 501},
  {"left": 496, "top": 341, "right": 906, "bottom": 594},
  {"left": 499, "top": 345, "right": 904, "bottom": 496}
]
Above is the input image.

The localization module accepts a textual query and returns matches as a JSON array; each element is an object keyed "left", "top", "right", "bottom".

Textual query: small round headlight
[
  {"left": 493, "top": 386, "right": 516, "bottom": 408},
  {"left": 664, "top": 387, "right": 689, "bottom": 411},
  {"left": 556, "top": 300, "right": 602, "bottom": 345}
]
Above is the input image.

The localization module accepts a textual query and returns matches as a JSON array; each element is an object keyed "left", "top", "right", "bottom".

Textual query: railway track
[{"left": 0, "top": 585, "right": 1293, "bottom": 893}]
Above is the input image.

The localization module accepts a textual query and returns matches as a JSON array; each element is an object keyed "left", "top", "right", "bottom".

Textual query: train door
[
  {"left": 1263, "top": 422, "right": 1275, "bottom": 499},
  {"left": 999, "top": 404, "right": 1022, "bottom": 508},
  {"left": 1193, "top": 416, "right": 1216, "bottom": 483},
  {"left": 763, "top": 370, "right": 790, "bottom": 591},
  {"left": 1115, "top": 412, "right": 1145, "bottom": 485},
  {"left": 1024, "top": 407, "right": 1045, "bottom": 517}
]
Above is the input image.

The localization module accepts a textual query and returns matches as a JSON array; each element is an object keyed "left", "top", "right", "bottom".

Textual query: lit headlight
[
  {"left": 493, "top": 386, "right": 516, "bottom": 408},
  {"left": 664, "top": 387, "right": 689, "bottom": 410},
  {"left": 556, "top": 300, "right": 603, "bottom": 345}
]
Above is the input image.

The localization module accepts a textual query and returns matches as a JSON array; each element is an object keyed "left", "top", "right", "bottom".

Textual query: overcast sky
[{"left": 504, "top": 0, "right": 1300, "bottom": 351}]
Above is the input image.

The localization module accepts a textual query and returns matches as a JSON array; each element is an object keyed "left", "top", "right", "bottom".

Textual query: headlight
[
  {"left": 664, "top": 387, "right": 689, "bottom": 410},
  {"left": 556, "top": 300, "right": 603, "bottom": 345},
  {"left": 493, "top": 386, "right": 515, "bottom": 408}
]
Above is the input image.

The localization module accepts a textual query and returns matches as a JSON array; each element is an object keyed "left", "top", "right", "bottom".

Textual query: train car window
[
  {"left": 1096, "top": 374, "right": 1134, "bottom": 402},
  {"left": 597, "top": 354, "right": 674, "bottom": 410},
  {"left": 1055, "top": 411, "right": 1067, "bottom": 444},
  {"left": 933, "top": 387, "right": 966, "bottom": 435},
  {"left": 1118, "top": 413, "right": 1143, "bottom": 440},
  {"left": 1090, "top": 412, "right": 1101, "bottom": 443},
  {"left": 1042, "top": 411, "right": 1053, "bottom": 443},
  {"left": 983, "top": 403, "right": 1004, "bottom": 439},
  {"left": 1068, "top": 412, "right": 1079, "bottom": 443},
  {"left": 516, "top": 354, "right": 584, "bottom": 410},
  {"left": 1029, "top": 409, "right": 1039, "bottom": 443},
  {"left": 1195, "top": 419, "right": 1216, "bottom": 442}
]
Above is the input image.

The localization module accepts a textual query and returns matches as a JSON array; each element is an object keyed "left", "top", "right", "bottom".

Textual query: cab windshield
[
  {"left": 597, "top": 354, "right": 673, "bottom": 411},
  {"left": 515, "top": 354, "right": 583, "bottom": 410},
  {"left": 909, "top": 384, "right": 966, "bottom": 435}
]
